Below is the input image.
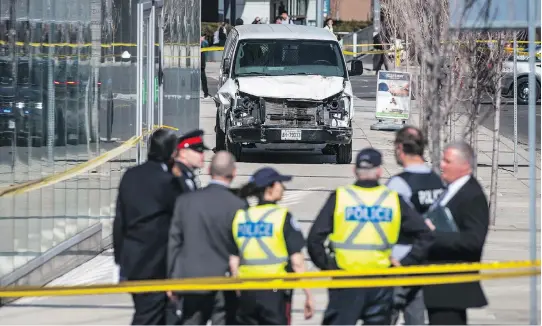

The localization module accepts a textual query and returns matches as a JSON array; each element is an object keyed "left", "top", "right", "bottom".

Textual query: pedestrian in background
[
  {"left": 168, "top": 151, "right": 245, "bottom": 325},
  {"left": 423, "top": 141, "right": 489, "bottom": 325},
  {"left": 307, "top": 148, "right": 434, "bottom": 325},
  {"left": 200, "top": 34, "right": 210, "bottom": 98},
  {"left": 113, "top": 127, "right": 182, "bottom": 325},
  {"left": 324, "top": 18, "right": 334, "bottom": 32},
  {"left": 387, "top": 126, "right": 443, "bottom": 325},
  {"left": 171, "top": 129, "right": 209, "bottom": 192},
  {"left": 230, "top": 167, "right": 314, "bottom": 325}
]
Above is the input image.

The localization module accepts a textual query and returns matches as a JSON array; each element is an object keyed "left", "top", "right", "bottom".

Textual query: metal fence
[{"left": 0, "top": 0, "right": 200, "bottom": 294}]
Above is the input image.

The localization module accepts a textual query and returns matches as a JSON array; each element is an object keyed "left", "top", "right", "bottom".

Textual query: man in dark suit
[
  {"left": 167, "top": 150, "right": 246, "bottom": 325},
  {"left": 423, "top": 141, "right": 489, "bottom": 325},
  {"left": 113, "top": 128, "right": 182, "bottom": 325}
]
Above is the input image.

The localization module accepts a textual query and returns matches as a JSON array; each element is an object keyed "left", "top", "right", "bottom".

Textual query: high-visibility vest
[
  {"left": 329, "top": 185, "right": 401, "bottom": 270},
  {"left": 232, "top": 204, "right": 289, "bottom": 277}
]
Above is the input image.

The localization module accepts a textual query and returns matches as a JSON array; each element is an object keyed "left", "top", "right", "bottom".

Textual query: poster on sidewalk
[{"left": 375, "top": 71, "right": 411, "bottom": 120}]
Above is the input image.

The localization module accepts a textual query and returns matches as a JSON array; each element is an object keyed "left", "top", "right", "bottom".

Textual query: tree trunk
[{"left": 489, "top": 64, "right": 504, "bottom": 226}]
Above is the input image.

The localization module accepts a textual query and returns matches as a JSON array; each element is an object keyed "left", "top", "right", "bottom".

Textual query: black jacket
[
  {"left": 168, "top": 182, "right": 247, "bottom": 286},
  {"left": 307, "top": 180, "right": 434, "bottom": 270},
  {"left": 113, "top": 160, "right": 182, "bottom": 280},
  {"left": 423, "top": 175, "right": 489, "bottom": 309}
]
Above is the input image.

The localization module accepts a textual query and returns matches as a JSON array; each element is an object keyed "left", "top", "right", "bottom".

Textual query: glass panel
[{"left": 0, "top": 0, "right": 200, "bottom": 285}]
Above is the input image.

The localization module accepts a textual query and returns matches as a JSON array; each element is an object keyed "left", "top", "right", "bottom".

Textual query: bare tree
[
  {"left": 382, "top": 0, "right": 470, "bottom": 170},
  {"left": 484, "top": 33, "right": 513, "bottom": 225}
]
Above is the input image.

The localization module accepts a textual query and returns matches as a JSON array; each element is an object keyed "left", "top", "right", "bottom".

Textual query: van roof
[{"left": 234, "top": 24, "right": 338, "bottom": 42}]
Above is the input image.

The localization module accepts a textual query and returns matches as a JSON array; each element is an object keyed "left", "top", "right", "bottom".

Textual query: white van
[{"left": 213, "top": 24, "right": 354, "bottom": 164}]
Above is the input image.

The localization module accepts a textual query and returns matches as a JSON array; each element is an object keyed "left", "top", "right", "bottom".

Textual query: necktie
[{"left": 430, "top": 187, "right": 449, "bottom": 210}]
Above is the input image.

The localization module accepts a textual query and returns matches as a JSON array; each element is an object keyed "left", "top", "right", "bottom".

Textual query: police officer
[
  {"left": 171, "top": 129, "right": 209, "bottom": 192},
  {"left": 230, "top": 167, "right": 314, "bottom": 325},
  {"left": 387, "top": 126, "right": 444, "bottom": 325},
  {"left": 167, "top": 128, "right": 209, "bottom": 323},
  {"left": 307, "top": 147, "right": 434, "bottom": 325}
]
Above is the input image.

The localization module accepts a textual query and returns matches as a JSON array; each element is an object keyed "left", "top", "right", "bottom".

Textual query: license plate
[
  {"left": 8, "top": 120, "right": 15, "bottom": 129},
  {"left": 281, "top": 129, "right": 302, "bottom": 140}
]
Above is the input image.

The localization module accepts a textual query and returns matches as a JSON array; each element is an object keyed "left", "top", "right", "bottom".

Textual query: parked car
[
  {"left": 0, "top": 57, "right": 101, "bottom": 147},
  {"left": 0, "top": 57, "right": 16, "bottom": 145},
  {"left": 501, "top": 54, "right": 541, "bottom": 105},
  {"left": 214, "top": 24, "right": 354, "bottom": 163}
]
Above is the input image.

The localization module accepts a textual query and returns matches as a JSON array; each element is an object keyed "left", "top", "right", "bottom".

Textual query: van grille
[{"left": 263, "top": 98, "right": 318, "bottom": 127}]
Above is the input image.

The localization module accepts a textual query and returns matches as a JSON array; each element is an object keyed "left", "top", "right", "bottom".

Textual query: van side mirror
[
  {"left": 223, "top": 58, "right": 231, "bottom": 75},
  {"left": 350, "top": 59, "right": 363, "bottom": 76}
]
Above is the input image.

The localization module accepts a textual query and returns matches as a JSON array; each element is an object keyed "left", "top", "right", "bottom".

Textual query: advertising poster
[{"left": 375, "top": 71, "right": 411, "bottom": 120}]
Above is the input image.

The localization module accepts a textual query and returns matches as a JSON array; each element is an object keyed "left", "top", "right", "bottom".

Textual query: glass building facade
[{"left": 0, "top": 0, "right": 200, "bottom": 285}]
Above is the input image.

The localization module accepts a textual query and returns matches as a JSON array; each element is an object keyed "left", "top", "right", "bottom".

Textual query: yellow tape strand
[
  {"left": 0, "top": 125, "right": 178, "bottom": 198},
  {"left": 0, "top": 268, "right": 537, "bottom": 298}
]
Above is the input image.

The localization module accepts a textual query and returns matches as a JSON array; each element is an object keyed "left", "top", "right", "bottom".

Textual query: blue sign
[
  {"left": 237, "top": 222, "right": 274, "bottom": 238},
  {"left": 345, "top": 205, "right": 393, "bottom": 223},
  {"left": 323, "top": 0, "right": 330, "bottom": 17}
]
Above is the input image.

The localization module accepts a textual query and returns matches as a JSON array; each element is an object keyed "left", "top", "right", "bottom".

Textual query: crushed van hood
[{"left": 236, "top": 75, "right": 346, "bottom": 100}]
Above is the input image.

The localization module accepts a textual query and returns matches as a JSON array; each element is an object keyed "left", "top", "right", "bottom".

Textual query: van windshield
[{"left": 232, "top": 39, "right": 347, "bottom": 78}]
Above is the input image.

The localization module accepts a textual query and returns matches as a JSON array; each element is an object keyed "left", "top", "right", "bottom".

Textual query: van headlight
[{"left": 35, "top": 102, "right": 43, "bottom": 110}]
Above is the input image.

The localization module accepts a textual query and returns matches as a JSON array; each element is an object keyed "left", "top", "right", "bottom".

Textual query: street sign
[{"left": 449, "top": 0, "right": 541, "bottom": 30}]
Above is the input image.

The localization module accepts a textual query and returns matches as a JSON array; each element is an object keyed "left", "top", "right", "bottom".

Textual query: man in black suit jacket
[
  {"left": 113, "top": 128, "right": 182, "bottom": 325},
  {"left": 167, "top": 150, "right": 246, "bottom": 325},
  {"left": 423, "top": 141, "right": 489, "bottom": 325}
]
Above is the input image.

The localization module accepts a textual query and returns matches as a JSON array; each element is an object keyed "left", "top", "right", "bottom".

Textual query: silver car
[{"left": 501, "top": 55, "right": 541, "bottom": 104}]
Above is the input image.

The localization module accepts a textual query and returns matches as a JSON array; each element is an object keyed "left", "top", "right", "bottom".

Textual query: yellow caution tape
[
  {"left": 0, "top": 261, "right": 538, "bottom": 298},
  {"left": 202, "top": 46, "right": 225, "bottom": 52},
  {"left": 1, "top": 40, "right": 539, "bottom": 49},
  {"left": 0, "top": 124, "right": 178, "bottom": 198}
]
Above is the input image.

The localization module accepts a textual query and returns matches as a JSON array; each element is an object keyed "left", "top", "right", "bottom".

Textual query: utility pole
[
  {"left": 373, "top": 0, "right": 381, "bottom": 34},
  {"left": 316, "top": 0, "right": 323, "bottom": 28}
]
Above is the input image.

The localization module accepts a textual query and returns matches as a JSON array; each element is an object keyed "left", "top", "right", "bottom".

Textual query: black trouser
[
  {"left": 323, "top": 287, "right": 393, "bottom": 325},
  {"left": 427, "top": 308, "right": 467, "bottom": 325},
  {"left": 131, "top": 292, "right": 178, "bottom": 325},
  {"left": 390, "top": 286, "right": 426, "bottom": 325},
  {"left": 201, "top": 67, "right": 209, "bottom": 96},
  {"left": 176, "top": 291, "right": 238, "bottom": 325},
  {"left": 372, "top": 53, "right": 389, "bottom": 74},
  {"left": 236, "top": 290, "right": 292, "bottom": 325}
]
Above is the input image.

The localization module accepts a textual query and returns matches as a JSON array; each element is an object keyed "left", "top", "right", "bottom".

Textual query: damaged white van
[{"left": 213, "top": 24, "right": 354, "bottom": 163}]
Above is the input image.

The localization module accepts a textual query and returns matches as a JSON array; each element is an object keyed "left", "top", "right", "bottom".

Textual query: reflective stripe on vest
[
  {"left": 331, "top": 187, "right": 393, "bottom": 251},
  {"left": 232, "top": 205, "right": 289, "bottom": 275}
]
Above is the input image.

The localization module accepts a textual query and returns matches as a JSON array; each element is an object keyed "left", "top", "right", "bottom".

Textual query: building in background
[{"left": 202, "top": 0, "right": 371, "bottom": 26}]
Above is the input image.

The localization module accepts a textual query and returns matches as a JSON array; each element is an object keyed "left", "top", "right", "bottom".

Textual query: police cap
[
  {"left": 356, "top": 147, "right": 382, "bottom": 169},
  {"left": 176, "top": 129, "right": 209, "bottom": 153},
  {"left": 250, "top": 167, "right": 292, "bottom": 188}
]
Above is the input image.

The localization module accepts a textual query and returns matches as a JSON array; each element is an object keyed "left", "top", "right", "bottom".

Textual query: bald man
[{"left": 168, "top": 151, "right": 246, "bottom": 325}]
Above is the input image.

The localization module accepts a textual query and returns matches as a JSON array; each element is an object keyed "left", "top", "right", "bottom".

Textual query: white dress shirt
[{"left": 440, "top": 174, "right": 471, "bottom": 206}]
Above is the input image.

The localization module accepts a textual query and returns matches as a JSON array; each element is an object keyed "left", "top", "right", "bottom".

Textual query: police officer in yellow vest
[
  {"left": 229, "top": 167, "right": 314, "bottom": 325},
  {"left": 307, "top": 148, "right": 434, "bottom": 325}
]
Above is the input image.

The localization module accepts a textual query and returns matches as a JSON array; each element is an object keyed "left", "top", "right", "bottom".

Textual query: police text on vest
[
  {"left": 418, "top": 189, "right": 444, "bottom": 205},
  {"left": 345, "top": 205, "right": 393, "bottom": 222},
  {"left": 237, "top": 222, "right": 274, "bottom": 238}
]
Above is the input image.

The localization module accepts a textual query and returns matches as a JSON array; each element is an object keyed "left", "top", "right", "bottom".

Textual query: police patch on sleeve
[{"left": 290, "top": 217, "right": 301, "bottom": 231}]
